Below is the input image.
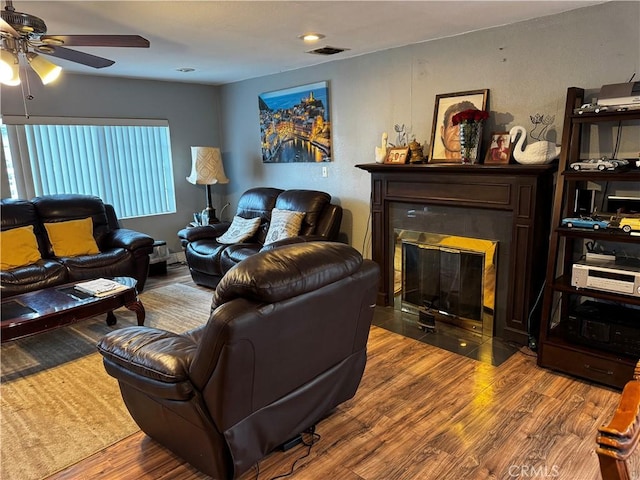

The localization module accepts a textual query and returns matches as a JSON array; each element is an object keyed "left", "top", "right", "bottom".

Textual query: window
[{"left": 1, "top": 117, "right": 176, "bottom": 219}]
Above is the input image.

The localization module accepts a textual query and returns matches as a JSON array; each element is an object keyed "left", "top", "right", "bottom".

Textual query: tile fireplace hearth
[{"left": 356, "top": 163, "right": 555, "bottom": 345}]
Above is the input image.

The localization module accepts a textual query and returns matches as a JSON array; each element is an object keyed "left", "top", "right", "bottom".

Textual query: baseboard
[{"left": 168, "top": 251, "right": 186, "bottom": 264}]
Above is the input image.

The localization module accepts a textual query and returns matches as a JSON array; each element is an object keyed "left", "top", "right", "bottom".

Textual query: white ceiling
[{"left": 7, "top": 0, "right": 607, "bottom": 86}]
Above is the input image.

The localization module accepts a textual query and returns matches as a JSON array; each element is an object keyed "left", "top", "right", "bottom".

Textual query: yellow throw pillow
[
  {"left": 0, "top": 225, "right": 42, "bottom": 270},
  {"left": 44, "top": 217, "right": 100, "bottom": 257}
]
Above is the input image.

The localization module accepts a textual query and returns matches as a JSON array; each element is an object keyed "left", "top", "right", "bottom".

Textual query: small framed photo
[
  {"left": 385, "top": 147, "right": 410, "bottom": 164},
  {"left": 428, "top": 89, "right": 489, "bottom": 163},
  {"left": 484, "top": 132, "right": 512, "bottom": 164}
]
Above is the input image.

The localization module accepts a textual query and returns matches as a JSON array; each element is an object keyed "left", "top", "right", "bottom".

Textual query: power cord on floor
[
  {"left": 253, "top": 426, "right": 320, "bottom": 480},
  {"left": 526, "top": 279, "right": 546, "bottom": 351}
]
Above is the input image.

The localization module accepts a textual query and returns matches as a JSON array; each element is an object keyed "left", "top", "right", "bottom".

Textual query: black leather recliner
[
  {"left": 97, "top": 242, "right": 379, "bottom": 479},
  {"left": 0, "top": 194, "right": 154, "bottom": 297},
  {"left": 178, "top": 187, "right": 343, "bottom": 289}
]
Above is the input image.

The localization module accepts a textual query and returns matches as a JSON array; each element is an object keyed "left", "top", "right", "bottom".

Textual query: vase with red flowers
[{"left": 452, "top": 109, "right": 489, "bottom": 164}]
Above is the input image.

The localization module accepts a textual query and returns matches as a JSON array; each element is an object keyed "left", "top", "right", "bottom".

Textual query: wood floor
[{"left": 46, "top": 262, "right": 622, "bottom": 480}]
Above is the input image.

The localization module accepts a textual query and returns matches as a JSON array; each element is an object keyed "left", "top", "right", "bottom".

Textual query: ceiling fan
[{"left": 0, "top": 0, "right": 149, "bottom": 86}]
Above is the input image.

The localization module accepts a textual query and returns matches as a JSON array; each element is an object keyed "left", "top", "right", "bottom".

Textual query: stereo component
[
  {"left": 566, "top": 301, "right": 640, "bottom": 357},
  {"left": 571, "top": 261, "right": 640, "bottom": 297}
]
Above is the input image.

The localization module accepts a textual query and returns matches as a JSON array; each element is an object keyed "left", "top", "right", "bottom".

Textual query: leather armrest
[
  {"left": 178, "top": 224, "right": 231, "bottom": 243},
  {"left": 97, "top": 326, "right": 198, "bottom": 385},
  {"left": 104, "top": 228, "right": 154, "bottom": 253},
  {"left": 259, "top": 235, "right": 326, "bottom": 252}
]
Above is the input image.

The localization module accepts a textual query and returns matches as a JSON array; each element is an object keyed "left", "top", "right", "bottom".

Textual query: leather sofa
[
  {"left": 178, "top": 187, "right": 342, "bottom": 288},
  {"left": 1, "top": 194, "right": 155, "bottom": 297},
  {"left": 98, "top": 241, "right": 379, "bottom": 479}
]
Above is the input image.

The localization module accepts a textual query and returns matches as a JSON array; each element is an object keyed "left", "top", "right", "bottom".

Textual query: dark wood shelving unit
[{"left": 537, "top": 87, "right": 640, "bottom": 389}]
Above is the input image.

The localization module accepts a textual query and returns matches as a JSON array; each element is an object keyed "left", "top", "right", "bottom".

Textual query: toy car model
[
  {"left": 570, "top": 157, "right": 621, "bottom": 171},
  {"left": 561, "top": 217, "right": 610, "bottom": 230},
  {"left": 574, "top": 103, "right": 609, "bottom": 115},
  {"left": 619, "top": 217, "right": 640, "bottom": 233}
]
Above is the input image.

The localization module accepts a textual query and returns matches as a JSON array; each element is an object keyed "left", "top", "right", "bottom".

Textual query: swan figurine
[
  {"left": 375, "top": 132, "right": 388, "bottom": 163},
  {"left": 509, "top": 125, "right": 561, "bottom": 165}
]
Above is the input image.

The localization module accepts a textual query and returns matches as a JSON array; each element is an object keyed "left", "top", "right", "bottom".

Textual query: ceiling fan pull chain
[{"left": 20, "top": 65, "right": 31, "bottom": 118}]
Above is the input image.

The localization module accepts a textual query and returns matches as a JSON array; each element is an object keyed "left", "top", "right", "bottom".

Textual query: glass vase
[{"left": 459, "top": 122, "right": 482, "bottom": 164}]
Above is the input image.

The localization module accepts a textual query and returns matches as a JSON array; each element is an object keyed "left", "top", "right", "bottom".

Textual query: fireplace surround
[{"left": 356, "top": 163, "right": 555, "bottom": 344}]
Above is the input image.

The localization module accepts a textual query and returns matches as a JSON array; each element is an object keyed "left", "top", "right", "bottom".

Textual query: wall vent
[{"left": 307, "top": 46, "right": 349, "bottom": 56}]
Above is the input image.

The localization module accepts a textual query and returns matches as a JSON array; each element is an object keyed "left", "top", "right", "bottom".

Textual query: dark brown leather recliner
[
  {"left": 177, "top": 187, "right": 343, "bottom": 289},
  {"left": 97, "top": 242, "right": 379, "bottom": 479}
]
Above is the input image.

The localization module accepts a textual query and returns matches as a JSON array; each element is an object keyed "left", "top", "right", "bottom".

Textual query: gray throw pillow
[
  {"left": 264, "top": 208, "right": 305, "bottom": 245},
  {"left": 217, "top": 216, "right": 261, "bottom": 244}
]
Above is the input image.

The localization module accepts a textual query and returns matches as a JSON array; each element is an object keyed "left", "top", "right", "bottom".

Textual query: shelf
[
  {"left": 570, "top": 109, "right": 640, "bottom": 123},
  {"left": 354, "top": 163, "right": 555, "bottom": 175},
  {"left": 562, "top": 169, "right": 640, "bottom": 182},
  {"left": 555, "top": 226, "right": 640, "bottom": 244},
  {"left": 550, "top": 274, "right": 640, "bottom": 306}
]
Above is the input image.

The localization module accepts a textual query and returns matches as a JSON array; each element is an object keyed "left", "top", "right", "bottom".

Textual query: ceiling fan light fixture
[
  {"left": 1, "top": 55, "right": 20, "bottom": 86},
  {"left": 0, "top": 50, "right": 14, "bottom": 83},
  {"left": 3, "top": 63, "right": 21, "bottom": 85},
  {"left": 26, "top": 52, "right": 61, "bottom": 84},
  {"left": 0, "top": 49, "right": 20, "bottom": 85}
]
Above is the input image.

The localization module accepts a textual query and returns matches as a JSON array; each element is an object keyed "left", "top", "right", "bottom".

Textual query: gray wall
[
  {"left": 1, "top": 76, "right": 223, "bottom": 252},
  {"left": 1, "top": 2, "right": 639, "bottom": 255},
  {"left": 219, "top": 1, "right": 640, "bottom": 256}
]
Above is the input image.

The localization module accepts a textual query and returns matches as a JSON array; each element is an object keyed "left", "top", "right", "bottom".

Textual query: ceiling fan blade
[
  {"left": 0, "top": 17, "right": 20, "bottom": 38},
  {"left": 41, "top": 35, "right": 150, "bottom": 48},
  {"left": 40, "top": 46, "right": 115, "bottom": 69}
]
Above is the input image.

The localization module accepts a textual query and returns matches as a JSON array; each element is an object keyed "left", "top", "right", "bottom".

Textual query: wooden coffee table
[{"left": 1, "top": 276, "right": 145, "bottom": 343}]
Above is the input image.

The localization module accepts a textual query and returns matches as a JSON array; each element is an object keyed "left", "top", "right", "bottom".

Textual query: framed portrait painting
[
  {"left": 484, "top": 131, "right": 512, "bottom": 164},
  {"left": 428, "top": 89, "right": 489, "bottom": 163}
]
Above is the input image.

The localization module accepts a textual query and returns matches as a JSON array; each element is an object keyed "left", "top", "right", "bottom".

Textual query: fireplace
[
  {"left": 399, "top": 230, "right": 497, "bottom": 337},
  {"left": 356, "top": 163, "right": 555, "bottom": 344},
  {"left": 392, "top": 202, "right": 510, "bottom": 337}
]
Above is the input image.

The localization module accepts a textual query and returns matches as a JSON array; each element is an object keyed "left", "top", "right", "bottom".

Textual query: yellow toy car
[{"left": 619, "top": 217, "right": 640, "bottom": 233}]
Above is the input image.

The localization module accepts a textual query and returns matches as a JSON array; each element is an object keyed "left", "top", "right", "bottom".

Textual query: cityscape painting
[{"left": 259, "top": 81, "right": 332, "bottom": 163}]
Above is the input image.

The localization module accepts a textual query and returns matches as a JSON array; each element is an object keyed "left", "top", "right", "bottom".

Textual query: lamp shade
[
  {"left": 0, "top": 49, "right": 19, "bottom": 85},
  {"left": 187, "top": 147, "right": 229, "bottom": 185},
  {"left": 26, "top": 52, "right": 61, "bottom": 85},
  {"left": 0, "top": 50, "right": 13, "bottom": 83}
]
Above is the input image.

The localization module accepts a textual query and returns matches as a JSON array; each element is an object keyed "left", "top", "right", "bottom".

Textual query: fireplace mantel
[{"left": 356, "top": 163, "right": 556, "bottom": 344}]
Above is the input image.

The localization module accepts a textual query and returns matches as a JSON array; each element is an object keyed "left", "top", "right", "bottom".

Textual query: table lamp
[{"left": 187, "top": 146, "right": 229, "bottom": 224}]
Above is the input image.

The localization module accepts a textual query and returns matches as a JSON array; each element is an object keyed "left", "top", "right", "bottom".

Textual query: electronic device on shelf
[
  {"left": 598, "top": 81, "right": 640, "bottom": 107},
  {"left": 608, "top": 196, "right": 640, "bottom": 215},
  {"left": 571, "top": 260, "right": 640, "bottom": 297},
  {"left": 566, "top": 300, "right": 640, "bottom": 357}
]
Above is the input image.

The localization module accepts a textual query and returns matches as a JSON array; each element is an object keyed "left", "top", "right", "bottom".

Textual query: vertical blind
[{"left": 1, "top": 117, "right": 176, "bottom": 219}]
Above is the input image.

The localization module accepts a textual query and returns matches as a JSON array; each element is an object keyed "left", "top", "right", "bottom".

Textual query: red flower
[{"left": 452, "top": 109, "right": 489, "bottom": 125}]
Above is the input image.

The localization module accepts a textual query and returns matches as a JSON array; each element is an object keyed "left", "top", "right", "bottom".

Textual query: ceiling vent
[{"left": 307, "top": 46, "right": 349, "bottom": 56}]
